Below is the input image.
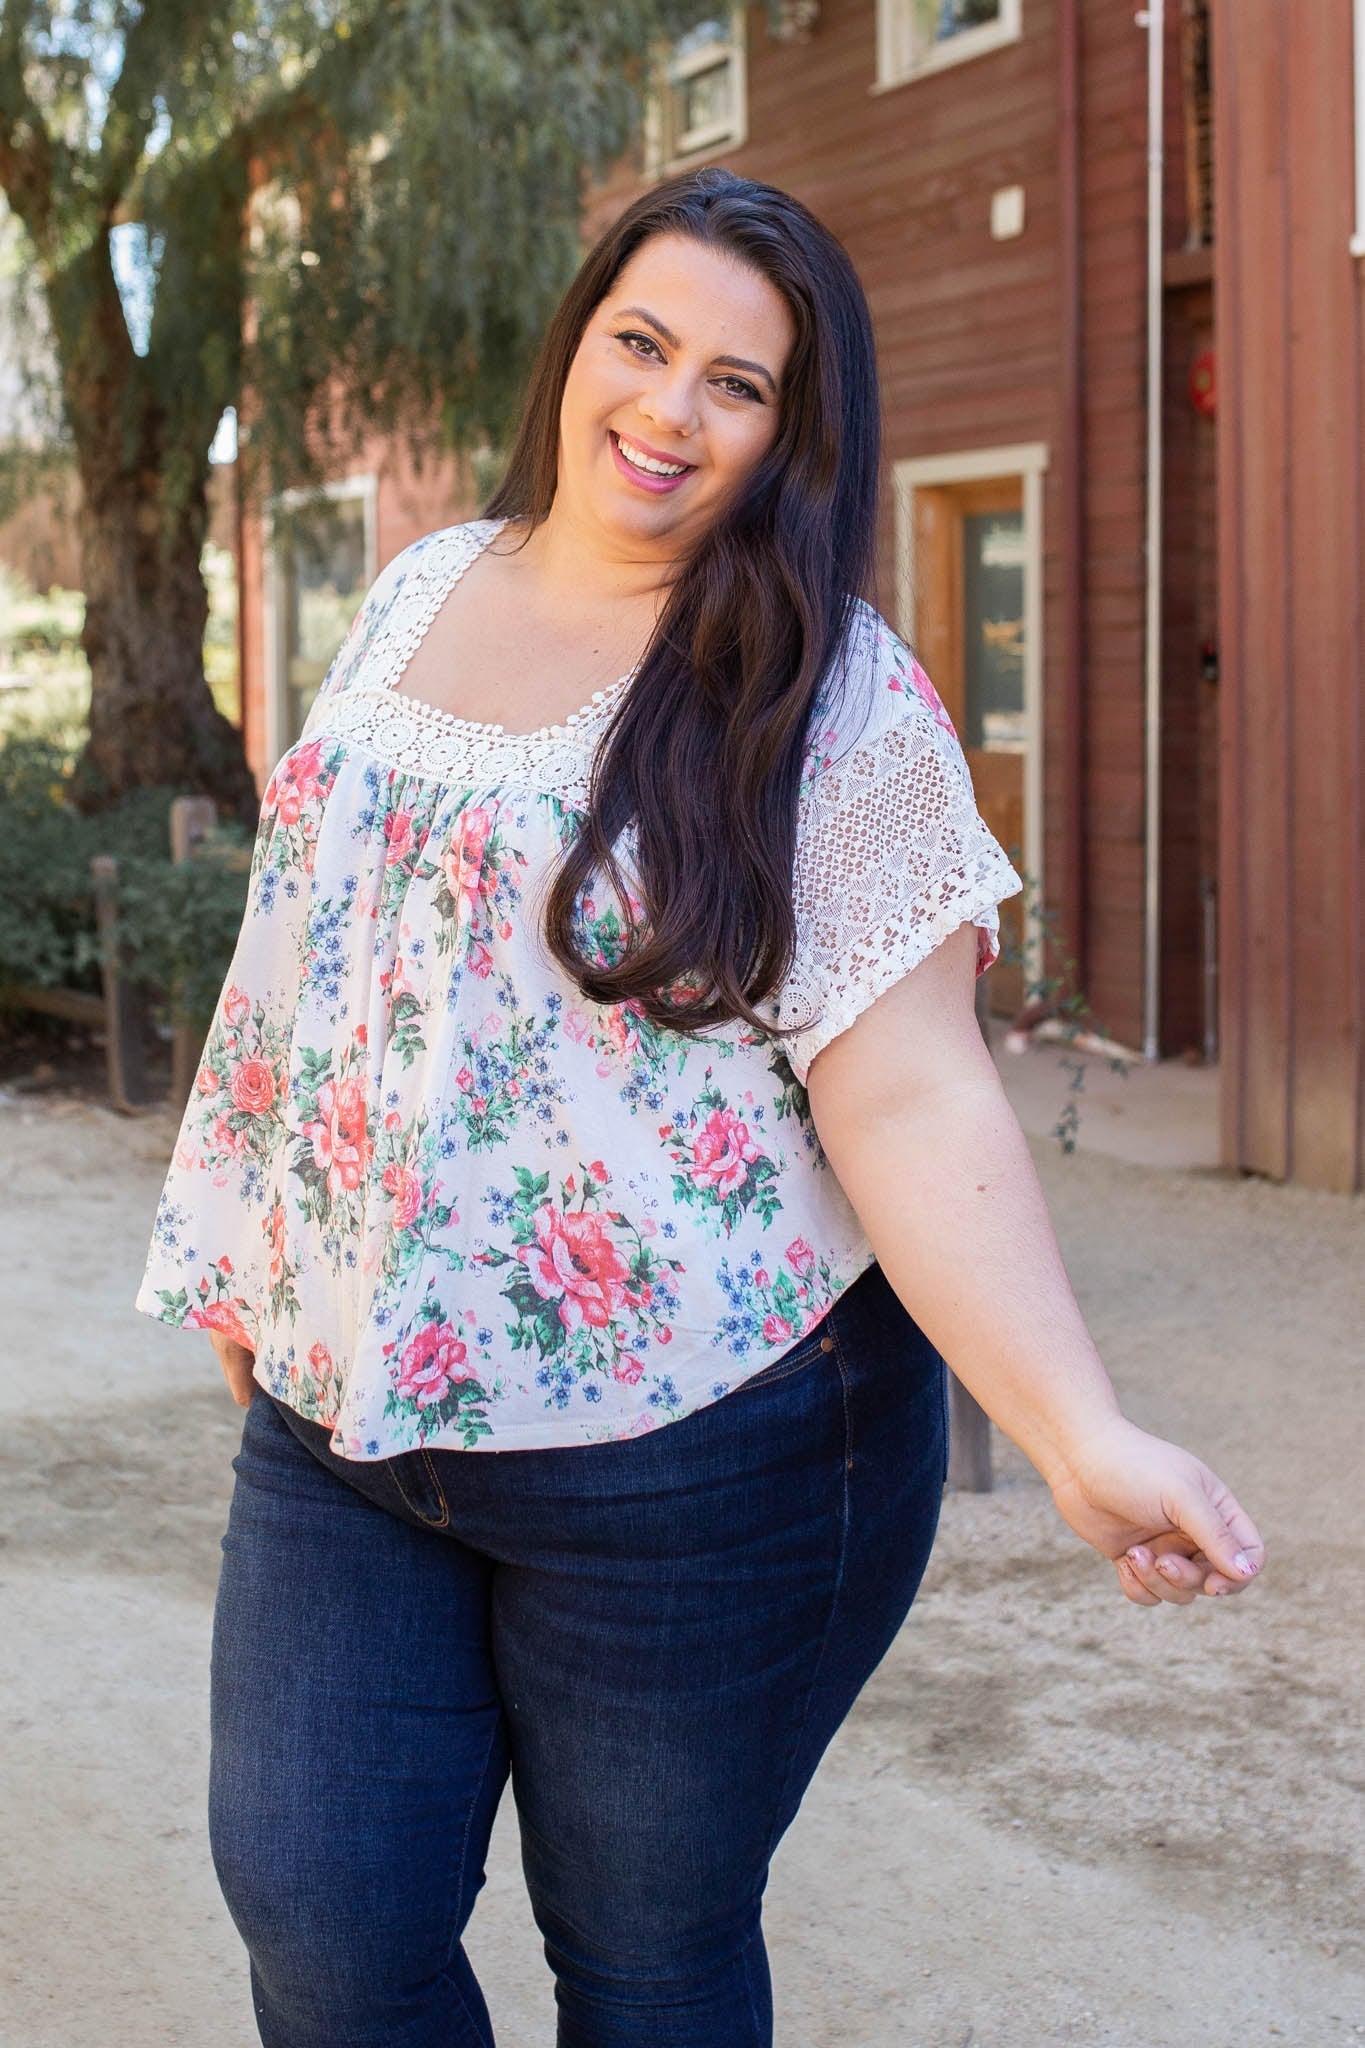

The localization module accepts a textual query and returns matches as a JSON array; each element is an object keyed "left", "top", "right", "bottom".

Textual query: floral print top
[{"left": 134, "top": 517, "right": 1022, "bottom": 1457}]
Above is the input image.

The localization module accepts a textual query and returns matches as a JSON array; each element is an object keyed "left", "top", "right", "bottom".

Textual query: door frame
[{"left": 891, "top": 442, "right": 1049, "bottom": 990}]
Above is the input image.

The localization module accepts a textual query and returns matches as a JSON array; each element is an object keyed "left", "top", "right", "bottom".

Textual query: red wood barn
[{"left": 235, "top": 0, "right": 1365, "bottom": 1193}]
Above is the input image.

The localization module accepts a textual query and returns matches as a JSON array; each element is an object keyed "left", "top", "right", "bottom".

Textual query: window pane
[
  {"left": 962, "top": 510, "right": 1025, "bottom": 753},
  {"left": 282, "top": 497, "right": 367, "bottom": 744},
  {"left": 911, "top": 0, "right": 1003, "bottom": 54},
  {"left": 677, "top": 58, "right": 732, "bottom": 142}
]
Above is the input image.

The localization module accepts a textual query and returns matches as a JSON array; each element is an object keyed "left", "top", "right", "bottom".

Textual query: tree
[{"left": 0, "top": 0, "right": 764, "bottom": 824}]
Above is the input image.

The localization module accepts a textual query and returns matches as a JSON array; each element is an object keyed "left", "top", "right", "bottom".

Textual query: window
[
  {"left": 874, "top": 0, "right": 1022, "bottom": 92},
  {"left": 265, "top": 478, "right": 376, "bottom": 753},
  {"left": 644, "top": 9, "right": 748, "bottom": 176},
  {"left": 961, "top": 510, "right": 1027, "bottom": 753}
]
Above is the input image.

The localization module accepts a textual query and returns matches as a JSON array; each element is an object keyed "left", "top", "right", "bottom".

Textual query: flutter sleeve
[{"left": 766, "top": 602, "right": 1024, "bottom": 1086}]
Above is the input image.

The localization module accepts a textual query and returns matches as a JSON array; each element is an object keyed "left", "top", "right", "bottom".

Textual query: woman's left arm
[{"left": 804, "top": 919, "right": 1266, "bottom": 1608}]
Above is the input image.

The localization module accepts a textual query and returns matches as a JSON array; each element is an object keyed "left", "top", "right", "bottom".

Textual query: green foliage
[
  {"left": 0, "top": 0, "right": 788, "bottom": 533},
  {"left": 0, "top": 694, "right": 250, "bottom": 1036}
]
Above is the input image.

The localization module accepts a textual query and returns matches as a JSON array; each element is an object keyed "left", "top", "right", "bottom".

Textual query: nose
[{"left": 635, "top": 369, "right": 700, "bottom": 441}]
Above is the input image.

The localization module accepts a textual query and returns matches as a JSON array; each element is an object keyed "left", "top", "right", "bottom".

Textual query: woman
[{"left": 135, "top": 166, "right": 1264, "bottom": 2048}]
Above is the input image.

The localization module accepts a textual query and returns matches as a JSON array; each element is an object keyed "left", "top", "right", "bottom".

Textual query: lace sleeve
[{"left": 767, "top": 682, "right": 1023, "bottom": 1087}]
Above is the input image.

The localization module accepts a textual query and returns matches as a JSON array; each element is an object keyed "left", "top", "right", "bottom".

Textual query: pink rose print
[
  {"left": 307, "top": 1341, "right": 333, "bottom": 1374},
  {"left": 384, "top": 808, "right": 416, "bottom": 864},
  {"left": 443, "top": 809, "right": 494, "bottom": 927},
  {"left": 605, "top": 1004, "right": 643, "bottom": 1058},
  {"left": 689, "top": 1106, "right": 763, "bottom": 1198},
  {"left": 195, "top": 1065, "right": 219, "bottom": 1096},
  {"left": 184, "top": 1298, "right": 255, "bottom": 1350},
  {"left": 229, "top": 1057, "right": 276, "bottom": 1117},
  {"left": 889, "top": 647, "right": 958, "bottom": 737},
  {"left": 613, "top": 1353, "right": 646, "bottom": 1384},
  {"left": 785, "top": 1237, "right": 815, "bottom": 1277},
  {"left": 267, "top": 1203, "right": 287, "bottom": 1289},
  {"left": 305, "top": 1074, "right": 373, "bottom": 1195},
  {"left": 763, "top": 1312, "right": 794, "bottom": 1344},
  {"left": 395, "top": 1322, "right": 475, "bottom": 1411},
  {"left": 210, "top": 1111, "right": 250, "bottom": 1158},
  {"left": 222, "top": 986, "right": 251, "bottom": 1027},
  {"left": 266, "top": 739, "right": 326, "bottom": 827},
  {"left": 380, "top": 1163, "right": 424, "bottom": 1230},
  {"left": 386, "top": 953, "right": 416, "bottom": 1003},
  {"left": 519, "top": 1203, "right": 632, "bottom": 1332}
]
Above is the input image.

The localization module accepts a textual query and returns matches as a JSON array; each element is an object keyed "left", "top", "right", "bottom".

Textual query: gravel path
[{"left": 1, "top": 1090, "right": 1361, "bottom": 2047}]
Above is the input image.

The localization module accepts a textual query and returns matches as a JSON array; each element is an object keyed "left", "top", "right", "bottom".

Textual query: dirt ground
[{"left": 2, "top": 1032, "right": 1363, "bottom": 2047}]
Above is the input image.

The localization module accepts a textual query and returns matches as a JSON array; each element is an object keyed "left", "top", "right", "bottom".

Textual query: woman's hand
[
  {"left": 208, "top": 1330, "right": 257, "bottom": 1408},
  {"left": 1045, "top": 1413, "right": 1266, "bottom": 1605}
]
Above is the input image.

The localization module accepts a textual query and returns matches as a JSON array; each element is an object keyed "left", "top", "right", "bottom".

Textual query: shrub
[{"left": 0, "top": 702, "right": 251, "bottom": 1039}]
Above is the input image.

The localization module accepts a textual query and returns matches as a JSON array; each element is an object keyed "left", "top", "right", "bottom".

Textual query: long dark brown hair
[{"left": 481, "top": 165, "right": 883, "bottom": 1041}]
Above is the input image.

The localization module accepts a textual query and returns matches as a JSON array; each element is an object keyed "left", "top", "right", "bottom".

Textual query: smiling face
[{"left": 556, "top": 231, "right": 797, "bottom": 556}]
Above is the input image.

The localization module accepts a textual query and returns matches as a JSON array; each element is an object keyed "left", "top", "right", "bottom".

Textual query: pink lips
[{"left": 609, "top": 430, "right": 696, "bottom": 494}]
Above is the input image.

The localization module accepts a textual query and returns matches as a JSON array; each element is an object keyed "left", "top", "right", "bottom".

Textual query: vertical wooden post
[
  {"left": 90, "top": 854, "right": 158, "bottom": 1113},
  {"left": 169, "top": 795, "right": 220, "bottom": 1116},
  {"left": 945, "top": 970, "right": 997, "bottom": 1491}
]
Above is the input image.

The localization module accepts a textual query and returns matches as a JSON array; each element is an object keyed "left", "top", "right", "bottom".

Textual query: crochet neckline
[{"left": 381, "top": 516, "right": 639, "bottom": 744}]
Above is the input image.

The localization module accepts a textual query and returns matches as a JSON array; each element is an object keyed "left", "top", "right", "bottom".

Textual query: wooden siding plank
[
  {"left": 1217, "top": 0, "right": 1293, "bottom": 1178},
  {"left": 1284, "top": 0, "right": 1364, "bottom": 1188}
]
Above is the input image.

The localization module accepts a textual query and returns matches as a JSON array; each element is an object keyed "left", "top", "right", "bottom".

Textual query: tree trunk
[{"left": 67, "top": 466, "right": 259, "bottom": 830}]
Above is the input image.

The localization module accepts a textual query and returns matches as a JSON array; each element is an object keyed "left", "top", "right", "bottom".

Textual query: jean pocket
[
  {"left": 731, "top": 1319, "right": 833, "bottom": 1396},
  {"left": 385, "top": 1449, "right": 451, "bottom": 1530}
]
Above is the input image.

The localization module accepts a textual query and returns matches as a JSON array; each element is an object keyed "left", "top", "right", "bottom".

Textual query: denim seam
[
  {"left": 739, "top": 1914, "right": 768, "bottom": 2045},
  {"left": 435, "top": 1710, "right": 505, "bottom": 2048},
  {"left": 389, "top": 1454, "right": 450, "bottom": 1529},
  {"left": 419, "top": 1448, "right": 452, "bottom": 1526},
  {"left": 758, "top": 1321, "right": 853, "bottom": 1866}
]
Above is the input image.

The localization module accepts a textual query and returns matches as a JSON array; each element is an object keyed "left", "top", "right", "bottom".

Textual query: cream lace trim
[
  {"left": 300, "top": 514, "right": 638, "bottom": 796},
  {"left": 319, "top": 681, "right": 619, "bottom": 802},
  {"left": 762, "top": 703, "right": 1023, "bottom": 1080}
]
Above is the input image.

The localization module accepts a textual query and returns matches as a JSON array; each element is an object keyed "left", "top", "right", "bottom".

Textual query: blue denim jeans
[{"left": 208, "top": 1258, "right": 948, "bottom": 2048}]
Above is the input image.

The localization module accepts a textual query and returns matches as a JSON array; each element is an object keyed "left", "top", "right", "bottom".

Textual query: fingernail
[
  {"left": 1234, "top": 1551, "right": 1258, "bottom": 1576},
  {"left": 1126, "top": 1547, "right": 1148, "bottom": 1568},
  {"left": 1156, "top": 1558, "right": 1181, "bottom": 1581}
]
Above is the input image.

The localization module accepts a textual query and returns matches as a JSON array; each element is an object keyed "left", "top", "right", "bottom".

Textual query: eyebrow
[{"left": 610, "top": 304, "right": 779, "bottom": 397}]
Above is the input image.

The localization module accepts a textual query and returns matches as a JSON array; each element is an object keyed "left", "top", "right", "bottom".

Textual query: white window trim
[
  {"left": 870, "top": 0, "right": 1022, "bottom": 96},
  {"left": 891, "top": 441, "right": 1048, "bottom": 980},
  {"left": 263, "top": 472, "right": 378, "bottom": 765},
  {"left": 644, "top": 7, "right": 748, "bottom": 177},
  {"left": 1353, "top": 0, "right": 1365, "bottom": 256}
]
